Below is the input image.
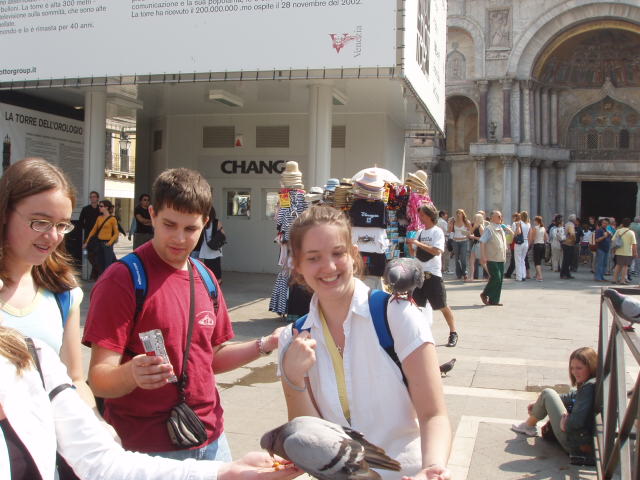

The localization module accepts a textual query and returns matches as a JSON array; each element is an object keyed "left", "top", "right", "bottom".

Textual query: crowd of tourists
[
  {"left": 0, "top": 156, "right": 625, "bottom": 478},
  {"left": 436, "top": 210, "right": 639, "bottom": 285}
]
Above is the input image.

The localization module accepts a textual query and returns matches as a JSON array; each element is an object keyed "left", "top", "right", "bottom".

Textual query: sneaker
[
  {"left": 511, "top": 422, "right": 538, "bottom": 437},
  {"left": 447, "top": 332, "right": 458, "bottom": 347},
  {"left": 569, "top": 455, "right": 596, "bottom": 466}
]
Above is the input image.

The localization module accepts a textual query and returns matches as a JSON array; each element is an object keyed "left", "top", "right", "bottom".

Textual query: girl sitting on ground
[{"left": 511, "top": 347, "right": 597, "bottom": 466}]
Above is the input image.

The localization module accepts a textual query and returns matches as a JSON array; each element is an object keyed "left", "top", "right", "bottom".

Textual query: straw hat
[
  {"left": 414, "top": 170, "right": 428, "bottom": 184},
  {"left": 280, "top": 161, "right": 304, "bottom": 188},
  {"left": 354, "top": 169, "right": 384, "bottom": 190},
  {"left": 305, "top": 186, "right": 324, "bottom": 204},
  {"left": 405, "top": 171, "right": 428, "bottom": 193}
]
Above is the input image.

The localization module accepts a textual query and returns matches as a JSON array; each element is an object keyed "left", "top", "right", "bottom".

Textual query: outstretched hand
[
  {"left": 281, "top": 329, "right": 317, "bottom": 389},
  {"left": 217, "top": 452, "right": 302, "bottom": 480},
  {"left": 403, "top": 464, "right": 452, "bottom": 480},
  {"left": 129, "top": 354, "right": 174, "bottom": 390}
]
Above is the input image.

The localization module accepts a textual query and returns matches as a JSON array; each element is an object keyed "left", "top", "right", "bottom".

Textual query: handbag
[
  {"left": 205, "top": 220, "right": 226, "bottom": 251},
  {"left": 514, "top": 222, "right": 524, "bottom": 245},
  {"left": 87, "top": 216, "right": 113, "bottom": 255},
  {"left": 589, "top": 232, "right": 598, "bottom": 252},
  {"left": 166, "top": 261, "right": 208, "bottom": 448},
  {"left": 414, "top": 230, "right": 435, "bottom": 262},
  {"left": 613, "top": 229, "right": 627, "bottom": 250}
]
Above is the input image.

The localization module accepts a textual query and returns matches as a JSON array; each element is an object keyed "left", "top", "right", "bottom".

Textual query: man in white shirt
[
  {"left": 437, "top": 210, "right": 451, "bottom": 275},
  {"left": 407, "top": 204, "right": 458, "bottom": 347}
]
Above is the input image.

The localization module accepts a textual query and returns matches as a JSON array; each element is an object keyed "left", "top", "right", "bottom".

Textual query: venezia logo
[{"left": 329, "top": 33, "right": 357, "bottom": 53}]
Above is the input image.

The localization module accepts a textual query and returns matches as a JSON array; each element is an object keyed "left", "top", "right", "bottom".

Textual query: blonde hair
[
  {"left": 473, "top": 213, "right": 484, "bottom": 225},
  {"left": 0, "top": 327, "right": 32, "bottom": 375},
  {"left": 520, "top": 211, "right": 530, "bottom": 223},
  {"left": 455, "top": 209, "right": 470, "bottom": 227},
  {"left": 569, "top": 347, "right": 597, "bottom": 386},
  {"left": 289, "top": 205, "right": 363, "bottom": 288}
]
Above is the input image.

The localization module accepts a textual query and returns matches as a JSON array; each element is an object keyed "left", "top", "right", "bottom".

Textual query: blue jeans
[
  {"left": 148, "top": 433, "right": 232, "bottom": 461},
  {"left": 452, "top": 239, "right": 469, "bottom": 278},
  {"left": 595, "top": 249, "right": 608, "bottom": 280}
]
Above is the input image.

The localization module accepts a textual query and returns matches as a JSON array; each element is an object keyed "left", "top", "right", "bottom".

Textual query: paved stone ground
[{"left": 78, "top": 240, "right": 627, "bottom": 479}]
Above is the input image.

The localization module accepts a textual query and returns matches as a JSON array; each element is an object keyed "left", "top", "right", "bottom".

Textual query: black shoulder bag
[
  {"left": 87, "top": 216, "right": 113, "bottom": 255},
  {"left": 205, "top": 220, "right": 226, "bottom": 251},
  {"left": 166, "top": 261, "right": 208, "bottom": 448},
  {"left": 415, "top": 230, "right": 435, "bottom": 262}
]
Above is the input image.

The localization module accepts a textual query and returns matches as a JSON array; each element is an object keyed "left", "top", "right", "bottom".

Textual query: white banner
[
  {"left": 403, "top": 0, "right": 446, "bottom": 132},
  {"left": 0, "top": 103, "right": 84, "bottom": 196},
  {"left": 0, "top": 0, "right": 396, "bottom": 82}
]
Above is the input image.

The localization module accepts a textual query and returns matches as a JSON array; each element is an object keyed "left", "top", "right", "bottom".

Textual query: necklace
[{"left": 336, "top": 345, "right": 343, "bottom": 355}]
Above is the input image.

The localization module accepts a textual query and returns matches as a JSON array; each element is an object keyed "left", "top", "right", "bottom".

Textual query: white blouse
[{"left": 279, "top": 278, "right": 435, "bottom": 479}]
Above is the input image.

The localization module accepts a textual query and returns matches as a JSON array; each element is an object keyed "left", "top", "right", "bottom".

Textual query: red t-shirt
[{"left": 82, "top": 241, "right": 234, "bottom": 452}]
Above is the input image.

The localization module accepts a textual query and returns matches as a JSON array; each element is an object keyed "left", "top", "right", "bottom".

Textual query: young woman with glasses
[
  {"left": 0, "top": 157, "right": 89, "bottom": 405},
  {"left": 82, "top": 199, "right": 119, "bottom": 276}
]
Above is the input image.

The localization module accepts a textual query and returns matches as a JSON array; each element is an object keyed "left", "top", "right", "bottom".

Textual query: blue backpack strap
[
  {"left": 119, "top": 252, "right": 148, "bottom": 316},
  {"left": 368, "top": 289, "right": 408, "bottom": 387},
  {"left": 191, "top": 258, "right": 219, "bottom": 313},
  {"left": 54, "top": 290, "right": 72, "bottom": 327},
  {"left": 292, "top": 314, "right": 310, "bottom": 334}
]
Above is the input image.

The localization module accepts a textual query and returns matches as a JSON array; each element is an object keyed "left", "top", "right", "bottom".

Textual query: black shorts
[
  {"left": 533, "top": 244, "right": 546, "bottom": 266},
  {"left": 411, "top": 273, "right": 447, "bottom": 310}
]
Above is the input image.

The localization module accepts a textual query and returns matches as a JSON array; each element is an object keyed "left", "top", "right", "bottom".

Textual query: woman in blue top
[{"left": 0, "top": 158, "right": 87, "bottom": 399}]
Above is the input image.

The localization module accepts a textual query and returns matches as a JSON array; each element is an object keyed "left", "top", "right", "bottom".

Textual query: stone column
[
  {"left": 521, "top": 81, "right": 532, "bottom": 143},
  {"left": 307, "top": 84, "right": 333, "bottom": 188},
  {"left": 512, "top": 158, "right": 519, "bottom": 212},
  {"left": 541, "top": 88, "right": 550, "bottom": 146},
  {"left": 530, "top": 160, "right": 539, "bottom": 216},
  {"left": 477, "top": 80, "right": 489, "bottom": 143},
  {"left": 566, "top": 162, "right": 577, "bottom": 216},
  {"left": 540, "top": 160, "right": 554, "bottom": 224},
  {"left": 550, "top": 89, "right": 559, "bottom": 146},
  {"left": 501, "top": 78, "right": 512, "bottom": 142},
  {"left": 533, "top": 87, "right": 540, "bottom": 145},
  {"left": 475, "top": 156, "right": 486, "bottom": 213},
  {"left": 502, "top": 156, "right": 514, "bottom": 217},
  {"left": 519, "top": 158, "right": 532, "bottom": 214},
  {"left": 556, "top": 161, "right": 567, "bottom": 218},
  {"left": 511, "top": 79, "right": 521, "bottom": 143}
]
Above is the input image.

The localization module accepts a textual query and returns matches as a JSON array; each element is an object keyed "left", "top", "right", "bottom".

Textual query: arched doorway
[{"left": 445, "top": 96, "right": 478, "bottom": 152}]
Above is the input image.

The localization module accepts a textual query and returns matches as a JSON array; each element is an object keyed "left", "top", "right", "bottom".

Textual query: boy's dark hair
[
  {"left": 439, "top": 210, "right": 447, "bottom": 218},
  {"left": 138, "top": 193, "right": 150, "bottom": 202},
  {"left": 152, "top": 168, "right": 212, "bottom": 220}
]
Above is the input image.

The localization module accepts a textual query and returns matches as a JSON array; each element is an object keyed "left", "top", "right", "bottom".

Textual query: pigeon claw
[{"left": 623, "top": 325, "right": 635, "bottom": 332}]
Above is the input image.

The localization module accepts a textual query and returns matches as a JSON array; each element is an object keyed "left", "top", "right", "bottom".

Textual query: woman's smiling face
[{"left": 295, "top": 223, "right": 356, "bottom": 302}]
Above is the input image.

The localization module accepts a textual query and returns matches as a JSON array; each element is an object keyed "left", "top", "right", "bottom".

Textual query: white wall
[{"left": 159, "top": 111, "right": 406, "bottom": 273}]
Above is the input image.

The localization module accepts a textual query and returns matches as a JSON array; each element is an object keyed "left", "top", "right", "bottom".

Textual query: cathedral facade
[{"left": 414, "top": 0, "right": 640, "bottom": 222}]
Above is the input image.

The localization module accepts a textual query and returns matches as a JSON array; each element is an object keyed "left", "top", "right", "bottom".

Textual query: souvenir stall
[{"left": 268, "top": 161, "right": 309, "bottom": 319}]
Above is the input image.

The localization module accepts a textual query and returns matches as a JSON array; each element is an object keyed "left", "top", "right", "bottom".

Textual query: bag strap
[
  {"left": 54, "top": 290, "right": 72, "bottom": 327},
  {"left": 191, "top": 258, "right": 219, "bottom": 314},
  {"left": 177, "top": 261, "right": 197, "bottom": 401},
  {"left": 25, "top": 337, "right": 74, "bottom": 401},
  {"left": 119, "top": 252, "right": 148, "bottom": 317},
  {"left": 290, "top": 290, "right": 407, "bottom": 386},
  {"left": 92, "top": 215, "right": 113, "bottom": 239}
]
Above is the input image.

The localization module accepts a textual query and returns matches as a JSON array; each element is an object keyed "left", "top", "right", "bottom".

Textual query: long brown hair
[
  {"left": 569, "top": 347, "right": 597, "bottom": 386},
  {"left": 289, "top": 205, "right": 363, "bottom": 289},
  {"left": 0, "top": 158, "right": 78, "bottom": 292},
  {"left": 0, "top": 327, "right": 32, "bottom": 375}
]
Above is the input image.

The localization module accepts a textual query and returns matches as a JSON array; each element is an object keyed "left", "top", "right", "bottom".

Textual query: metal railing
[
  {"left": 105, "top": 153, "right": 136, "bottom": 176},
  {"left": 596, "top": 286, "right": 640, "bottom": 479}
]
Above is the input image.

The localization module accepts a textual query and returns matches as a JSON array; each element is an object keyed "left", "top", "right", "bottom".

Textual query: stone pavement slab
[{"left": 77, "top": 250, "right": 618, "bottom": 478}]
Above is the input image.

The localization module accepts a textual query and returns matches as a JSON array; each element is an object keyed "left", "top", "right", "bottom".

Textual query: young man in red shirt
[{"left": 83, "top": 168, "right": 280, "bottom": 460}]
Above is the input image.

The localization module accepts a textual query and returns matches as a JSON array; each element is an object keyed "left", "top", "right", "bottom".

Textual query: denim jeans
[
  {"left": 560, "top": 244, "right": 573, "bottom": 277},
  {"left": 595, "top": 249, "right": 608, "bottom": 280},
  {"left": 148, "top": 433, "right": 232, "bottom": 461},
  {"left": 452, "top": 239, "right": 469, "bottom": 278}
]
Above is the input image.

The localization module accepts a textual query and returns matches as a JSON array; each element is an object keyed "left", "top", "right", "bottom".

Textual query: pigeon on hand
[
  {"left": 383, "top": 257, "right": 424, "bottom": 302},
  {"left": 439, "top": 358, "right": 456, "bottom": 377},
  {"left": 603, "top": 289, "right": 640, "bottom": 330},
  {"left": 260, "top": 416, "right": 401, "bottom": 480}
]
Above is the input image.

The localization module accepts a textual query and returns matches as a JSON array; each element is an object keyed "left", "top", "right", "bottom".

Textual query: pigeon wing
[
  {"left": 341, "top": 426, "right": 402, "bottom": 472},
  {"left": 282, "top": 429, "right": 380, "bottom": 480}
]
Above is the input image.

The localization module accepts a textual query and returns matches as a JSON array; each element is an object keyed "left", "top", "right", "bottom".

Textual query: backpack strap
[
  {"left": 119, "top": 252, "right": 148, "bottom": 317},
  {"left": 292, "top": 314, "right": 309, "bottom": 334},
  {"left": 191, "top": 258, "right": 219, "bottom": 314},
  {"left": 25, "top": 337, "right": 75, "bottom": 401},
  {"left": 368, "top": 289, "right": 407, "bottom": 386},
  {"left": 54, "top": 290, "right": 72, "bottom": 327}
]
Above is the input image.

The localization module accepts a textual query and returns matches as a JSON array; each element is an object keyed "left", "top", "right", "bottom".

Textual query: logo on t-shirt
[
  {"left": 361, "top": 212, "right": 380, "bottom": 224},
  {"left": 197, "top": 311, "right": 216, "bottom": 327}
]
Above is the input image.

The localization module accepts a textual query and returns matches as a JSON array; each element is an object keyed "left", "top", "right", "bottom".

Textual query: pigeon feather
[
  {"left": 261, "top": 416, "right": 400, "bottom": 480},
  {"left": 603, "top": 289, "right": 640, "bottom": 325},
  {"left": 383, "top": 258, "right": 424, "bottom": 299}
]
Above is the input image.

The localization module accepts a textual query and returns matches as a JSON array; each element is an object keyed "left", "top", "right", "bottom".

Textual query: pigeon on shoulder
[
  {"left": 260, "top": 416, "right": 401, "bottom": 480},
  {"left": 383, "top": 257, "right": 424, "bottom": 302},
  {"left": 603, "top": 289, "right": 640, "bottom": 330}
]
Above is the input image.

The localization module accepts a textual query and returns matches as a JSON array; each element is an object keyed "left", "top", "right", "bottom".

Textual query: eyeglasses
[{"left": 14, "top": 209, "right": 74, "bottom": 235}]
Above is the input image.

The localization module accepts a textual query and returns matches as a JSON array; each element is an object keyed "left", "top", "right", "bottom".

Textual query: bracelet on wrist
[{"left": 256, "top": 337, "right": 272, "bottom": 356}]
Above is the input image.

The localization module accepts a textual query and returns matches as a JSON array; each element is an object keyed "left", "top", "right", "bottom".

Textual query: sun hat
[
  {"left": 325, "top": 178, "right": 340, "bottom": 192},
  {"left": 305, "top": 186, "right": 324, "bottom": 204},
  {"left": 280, "top": 161, "right": 304, "bottom": 188},
  {"left": 354, "top": 169, "right": 384, "bottom": 190}
]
